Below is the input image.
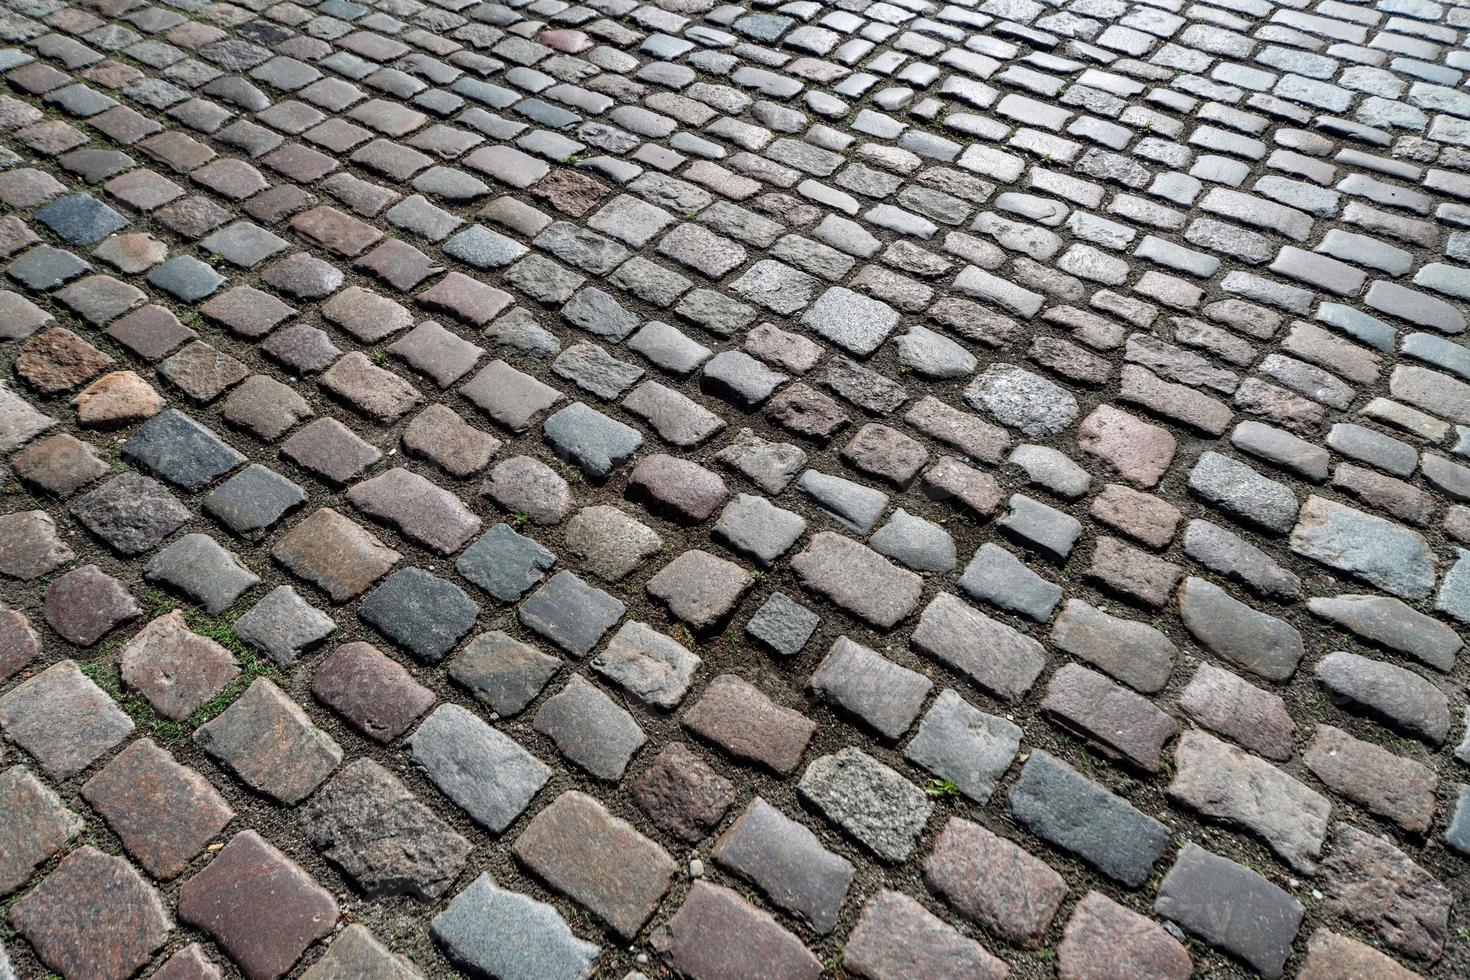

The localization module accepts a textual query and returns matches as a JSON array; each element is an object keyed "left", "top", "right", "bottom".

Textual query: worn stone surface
[
  {"left": 82, "top": 738, "right": 234, "bottom": 880},
  {"left": 1, "top": 4, "right": 1466, "bottom": 974},
  {"left": 9, "top": 846, "right": 170, "bottom": 980},
  {"left": 1319, "top": 824, "right": 1452, "bottom": 963},
  {"left": 305, "top": 759, "right": 470, "bottom": 900},
  {"left": 513, "top": 790, "right": 676, "bottom": 940},
  {"left": 432, "top": 875, "right": 598, "bottom": 980},
  {"left": 178, "top": 831, "right": 338, "bottom": 980},
  {"left": 924, "top": 817, "right": 1065, "bottom": 947},
  {"left": 1168, "top": 730, "right": 1330, "bottom": 873},
  {"left": 409, "top": 704, "right": 549, "bottom": 834},
  {"left": 0, "top": 660, "right": 133, "bottom": 779},
  {"left": 194, "top": 678, "right": 341, "bottom": 804},
  {"left": 1154, "top": 844, "right": 1303, "bottom": 979},
  {"left": 844, "top": 888, "right": 1008, "bottom": 980}
]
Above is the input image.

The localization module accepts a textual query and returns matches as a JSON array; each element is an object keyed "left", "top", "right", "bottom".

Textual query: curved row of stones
[{"left": 1, "top": 0, "right": 1470, "bottom": 976}]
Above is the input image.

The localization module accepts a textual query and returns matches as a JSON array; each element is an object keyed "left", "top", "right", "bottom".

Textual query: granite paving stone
[
  {"left": 0, "top": 660, "right": 133, "bottom": 778},
  {"left": 512, "top": 790, "right": 676, "bottom": 939},
  {"left": 925, "top": 816, "right": 1066, "bottom": 947},
  {"left": 360, "top": 567, "right": 478, "bottom": 664},
  {"left": 194, "top": 677, "right": 341, "bottom": 804},
  {"left": 304, "top": 758, "right": 470, "bottom": 900},
  {"left": 9, "top": 846, "right": 170, "bottom": 980},
  {"left": 0, "top": 765, "right": 84, "bottom": 895},
  {"left": 409, "top": 703, "right": 550, "bottom": 833},
  {"left": 1155, "top": 844, "right": 1303, "bottom": 978},
  {"left": 432, "top": 874, "right": 598, "bottom": 980},
  {"left": 178, "top": 831, "right": 338, "bottom": 980},
  {"left": 2, "top": 2, "right": 1469, "bottom": 974},
  {"left": 81, "top": 737, "right": 234, "bottom": 879}
]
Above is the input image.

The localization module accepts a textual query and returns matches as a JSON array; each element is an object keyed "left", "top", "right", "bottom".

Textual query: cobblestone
[{"left": 4, "top": 2, "right": 1470, "bottom": 974}]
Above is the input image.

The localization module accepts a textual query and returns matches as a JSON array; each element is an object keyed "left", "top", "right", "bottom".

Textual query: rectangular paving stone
[
  {"left": 512, "top": 790, "right": 677, "bottom": 939},
  {"left": 409, "top": 703, "right": 549, "bottom": 833},
  {"left": 1006, "top": 749, "right": 1169, "bottom": 887},
  {"left": 1154, "top": 843, "right": 1303, "bottom": 978}
]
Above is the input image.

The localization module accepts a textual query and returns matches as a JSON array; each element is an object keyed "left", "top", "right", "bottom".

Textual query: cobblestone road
[{"left": 1, "top": 0, "right": 1470, "bottom": 976}]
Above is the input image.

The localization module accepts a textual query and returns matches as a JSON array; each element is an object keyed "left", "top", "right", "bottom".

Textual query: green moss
[{"left": 79, "top": 597, "right": 280, "bottom": 747}]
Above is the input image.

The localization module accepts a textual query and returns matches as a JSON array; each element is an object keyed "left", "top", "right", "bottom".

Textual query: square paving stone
[
  {"left": 512, "top": 790, "right": 677, "bottom": 939},
  {"left": 745, "top": 592, "right": 820, "bottom": 656},
  {"left": 200, "top": 285, "right": 296, "bottom": 338},
  {"left": 713, "top": 493, "right": 807, "bottom": 566},
  {"left": 118, "top": 610, "right": 240, "bottom": 721},
  {"left": 0, "top": 660, "right": 133, "bottom": 778},
  {"left": 631, "top": 742, "right": 736, "bottom": 843},
  {"left": 359, "top": 567, "right": 478, "bottom": 663},
  {"left": 194, "top": 678, "right": 342, "bottom": 804},
  {"left": 0, "top": 509, "right": 73, "bottom": 580},
  {"left": 541, "top": 402, "right": 643, "bottom": 480},
  {"left": 647, "top": 549, "right": 754, "bottom": 630},
  {"left": 534, "top": 674, "right": 646, "bottom": 779},
  {"left": 147, "top": 253, "right": 226, "bottom": 301},
  {"left": 81, "top": 737, "right": 235, "bottom": 879},
  {"left": 15, "top": 327, "right": 113, "bottom": 394},
  {"left": 591, "top": 620, "right": 700, "bottom": 709},
  {"left": 55, "top": 274, "right": 146, "bottom": 325},
  {"left": 409, "top": 703, "right": 550, "bottom": 833},
  {"left": 105, "top": 305, "right": 197, "bottom": 361},
  {"left": 801, "top": 285, "right": 899, "bottom": 357},
  {"left": 69, "top": 472, "right": 190, "bottom": 556},
  {"left": 517, "top": 570, "right": 625, "bottom": 655},
  {"left": 433, "top": 874, "right": 599, "bottom": 980},
  {"left": 711, "top": 796, "right": 854, "bottom": 934},
  {"left": 8, "top": 245, "right": 90, "bottom": 290},
  {"left": 304, "top": 759, "right": 470, "bottom": 900},
  {"left": 204, "top": 464, "right": 307, "bottom": 539},
  {"left": 298, "top": 925, "right": 420, "bottom": 980},
  {"left": 0, "top": 766, "right": 84, "bottom": 896},
  {"left": 158, "top": 341, "right": 249, "bottom": 403},
  {"left": 448, "top": 631, "right": 561, "bottom": 718},
  {"left": 456, "top": 522, "right": 556, "bottom": 601},
  {"left": 904, "top": 689, "right": 1021, "bottom": 804},
  {"left": 311, "top": 641, "right": 434, "bottom": 743},
  {"left": 199, "top": 221, "right": 288, "bottom": 267},
  {"left": 280, "top": 417, "right": 382, "bottom": 484},
  {"left": 561, "top": 505, "right": 663, "bottom": 582},
  {"left": 144, "top": 537, "right": 260, "bottom": 614},
  {"left": 122, "top": 409, "right": 245, "bottom": 491},
  {"left": 263, "top": 325, "right": 342, "bottom": 374},
  {"left": 179, "top": 831, "right": 338, "bottom": 980},
  {"left": 34, "top": 192, "right": 129, "bottom": 245},
  {"left": 272, "top": 507, "right": 400, "bottom": 602},
  {"left": 322, "top": 285, "right": 412, "bottom": 342},
  {"left": 798, "top": 747, "right": 932, "bottom": 862},
  {"left": 460, "top": 359, "right": 564, "bottom": 433},
  {"left": 234, "top": 585, "right": 334, "bottom": 668},
  {"left": 9, "top": 846, "right": 170, "bottom": 980},
  {"left": 388, "top": 320, "right": 485, "bottom": 388}
]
